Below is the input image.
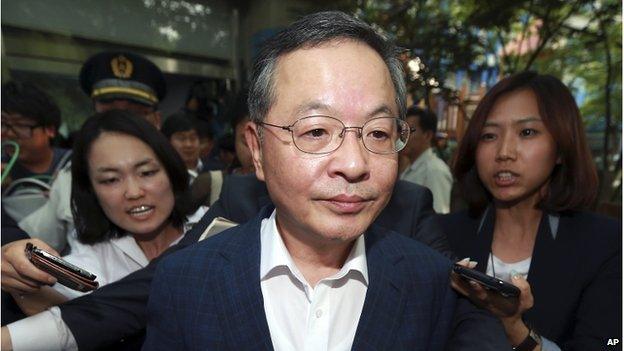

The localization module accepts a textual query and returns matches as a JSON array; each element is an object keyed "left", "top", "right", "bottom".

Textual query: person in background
[
  {"left": 445, "top": 71, "right": 621, "bottom": 350},
  {"left": 1, "top": 81, "right": 71, "bottom": 187},
  {"left": 434, "top": 131, "right": 453, "bottom": 164},
  {"left": 161, "top": 113, "right": 206, "bottom": 180},
  {"left": 184, "top": 80, "right": 224, "bottom": 139},
  {"left": 16, "top": 51, "right": 167, "bottom": 254},
  {"left": 227, "top": 89, "right": 254, "bottom": 175},
  {"left": 399, "top": 106, "right": 453, "bottom": 213}
]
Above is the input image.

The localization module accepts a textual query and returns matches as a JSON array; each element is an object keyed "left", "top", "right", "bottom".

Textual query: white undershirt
[
  {"left": 260, "top": 210, "right": 368, "bottom": 351},
  {"left": 485, "top": 253, "right": 532, "bottom": 283}
]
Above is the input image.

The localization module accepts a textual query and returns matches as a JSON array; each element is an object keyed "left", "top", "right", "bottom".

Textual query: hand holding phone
[
  {"left": 25, "top": 243, "right": 99, "bottom": 292},
  {"left": 452, "top": 263, "right": 520, "bottom": 298}
]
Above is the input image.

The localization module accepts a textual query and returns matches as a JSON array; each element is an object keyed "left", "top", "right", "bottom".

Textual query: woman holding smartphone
[
  {"left": 1, "top": 109, "right": 205, "bottom": 307},
  {"left": 443, "top": 71, "right": 621, "bottom": 350}
]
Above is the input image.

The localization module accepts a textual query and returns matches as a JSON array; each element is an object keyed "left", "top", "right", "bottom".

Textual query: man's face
[
  {"left": 1, "top": 112, "right": 55, "bottom": 163},
  {"left": 94, "top": 99, "right": 162, "bottom": 129},
  {"left": 401, "top": 115, "right": 431, "bottom": 159},
  {"left": 169, "top": 130, "right": 200, "bottom": 169},
  {"left": 246, "top": 40, "right": 398, "bottom": 247}
]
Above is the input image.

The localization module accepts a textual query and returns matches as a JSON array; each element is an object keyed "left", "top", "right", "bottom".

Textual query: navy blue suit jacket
[{"left": 144, "top": 206, "right": 457, "bottom": 350}]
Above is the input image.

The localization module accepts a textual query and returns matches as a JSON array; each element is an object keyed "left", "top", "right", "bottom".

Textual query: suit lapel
[
  {"left": 352, "top": 226, "right": 406, "bottom": 350},
  {"left": 523, "top": 213, "right": 565, "bottom": 336},
  {"left": 218, "top": 207, "right": 274, "bottom": 350},
  {"left": 469, "top": 208, "right": 494, "bottom": 273}
]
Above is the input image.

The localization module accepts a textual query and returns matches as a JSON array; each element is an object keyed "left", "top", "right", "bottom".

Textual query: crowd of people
[{"left": 0, "top": 10, "right": 620, "bottom": 351}]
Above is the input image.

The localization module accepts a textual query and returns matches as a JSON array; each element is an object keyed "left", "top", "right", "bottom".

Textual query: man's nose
[{"left": 327, "top": 129, "right": 370, "bottom": 182}]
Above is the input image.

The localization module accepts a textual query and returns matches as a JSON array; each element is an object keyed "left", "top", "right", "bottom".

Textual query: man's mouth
[{"left": 322, "top": 194, "right": 372, "bottom": 214}]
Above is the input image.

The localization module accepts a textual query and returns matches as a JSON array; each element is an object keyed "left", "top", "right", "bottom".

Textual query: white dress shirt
[
  {"left": 400, "top": 147, "right": 452, "bottom": 214},
  {"left": 260, "top": 210, "right": 368, "bottom": 351},
  {"left": 7, "top": 207, "right": 207, "bottom": 351}
]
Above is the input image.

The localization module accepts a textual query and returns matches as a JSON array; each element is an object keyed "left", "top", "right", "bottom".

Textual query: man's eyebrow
[
  {"left": 294, "top": 101, "right": 332, "bottom": 116},
  {"left": 367, "top": 105, "right": 394, "bottom": 117},
  {"left": 294, "top": 102, "right": 395, "bottom": 118}
]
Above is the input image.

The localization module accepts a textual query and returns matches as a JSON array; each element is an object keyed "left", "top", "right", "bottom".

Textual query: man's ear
[
  {"left": 245, "top": 122, "right": 264, "bottom": 181},
  {"left": 44, "top": 126, "right": 57, "bottom": 139},
  {"left": 152, "top": 111, "right": 162, "bottom": 130},
  {"left": 424, "top": 130, "right": 434, "bottom": 145}
]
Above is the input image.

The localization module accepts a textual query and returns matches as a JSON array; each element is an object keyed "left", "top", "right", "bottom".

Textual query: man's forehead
[{"left": 270, "top": 41, "right": 397, "bottom": 118}]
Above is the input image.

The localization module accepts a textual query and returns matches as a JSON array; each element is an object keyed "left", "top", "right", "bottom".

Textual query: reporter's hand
[
  {"left": 1, "top": 239, "right": 58, "bottom": 294},
  {"left": 451, "top": 260, "right": 535, "bottom": 345}
]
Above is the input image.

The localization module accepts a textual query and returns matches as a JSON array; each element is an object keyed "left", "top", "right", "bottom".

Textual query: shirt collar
[
  {"left": 110, "top": 207, "right": 207, "bottom": 267},
  {"left": 259, "top": 209, "right": 369, "bottom": 286}
]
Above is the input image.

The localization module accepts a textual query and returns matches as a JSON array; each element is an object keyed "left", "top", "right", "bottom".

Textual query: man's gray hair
[{"left": 248, "top": 11, "right": 407, "bottom": 124}]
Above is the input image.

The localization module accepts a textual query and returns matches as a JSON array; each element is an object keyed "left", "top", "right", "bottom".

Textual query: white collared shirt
[
  {"left": 400, "top": 147, "right": 452, "bottom": 214},
  {"left": 260, "top": 210, "right": 368, "bottom": 351},
  {"left": 7, "top": 207, "right": 207, "bottom": 351}
]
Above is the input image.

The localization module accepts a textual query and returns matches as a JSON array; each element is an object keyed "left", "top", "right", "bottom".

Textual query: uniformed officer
[{"left": 16, "top": 51, "right": 167, "bottom": 252}]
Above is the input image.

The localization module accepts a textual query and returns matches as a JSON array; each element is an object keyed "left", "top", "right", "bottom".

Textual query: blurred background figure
[
  {"left": 183, "top": 80, "right": 225, "bottom": 139},
  {"left": 226, "top": 89, "right": 254, "bottom": 175},
  {"left": 1, "top": 81, "right": 70, "bottom": 186},
  {"left": 161, "top": 113, "right": 205, "bottom": 179},
  {"left": 434, "top": 131, "right": 453, "bottom": 164},
  {"left": 399, "top": 106, "right": 453, "bottom": 214}
]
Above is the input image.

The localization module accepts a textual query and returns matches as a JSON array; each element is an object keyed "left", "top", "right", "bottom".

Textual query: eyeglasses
[
  {"left": 257, "top": 115, "right": 411, "bottom": 155},
  {"left": 1, "top": 120, "right": 42, "bottom": 139}
]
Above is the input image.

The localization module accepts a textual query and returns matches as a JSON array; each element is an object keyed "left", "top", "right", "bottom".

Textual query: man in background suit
[{"left": 143, "top": 11, "right": 483, "bottom": 350}]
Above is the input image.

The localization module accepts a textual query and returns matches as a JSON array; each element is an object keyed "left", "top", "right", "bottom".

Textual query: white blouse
[{"left": 52, "top": 207, "right": 207, "bottom": 299}]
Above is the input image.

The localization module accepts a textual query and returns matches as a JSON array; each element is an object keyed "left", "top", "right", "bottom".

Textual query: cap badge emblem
[{"left": 111, "top": 55, "right": 133, "bottom": 79}]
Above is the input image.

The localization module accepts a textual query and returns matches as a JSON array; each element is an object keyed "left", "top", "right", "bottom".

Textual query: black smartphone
[
  {"left": 453, "top": 263, "right": 520, "bottom": 298},
  {"left": 25, "top": 243, "right": 97, "bottom": 281}
]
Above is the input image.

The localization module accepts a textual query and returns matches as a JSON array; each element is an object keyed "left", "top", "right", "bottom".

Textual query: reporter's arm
[
  {"left": 5, "top": 307, "right": 77, "bottom": 351},
  {"left": 11, "top": 287, "right": 68, "bottom": 316}
]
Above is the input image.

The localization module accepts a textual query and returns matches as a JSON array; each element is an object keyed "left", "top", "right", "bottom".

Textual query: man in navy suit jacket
[{"left": 145, "top": 11, "right": 465, "bottom": 350}]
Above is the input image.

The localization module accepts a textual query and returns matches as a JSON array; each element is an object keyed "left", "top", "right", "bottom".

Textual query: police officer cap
[{"left": 79, "top": 51, "right": 166, "bottom": 106}]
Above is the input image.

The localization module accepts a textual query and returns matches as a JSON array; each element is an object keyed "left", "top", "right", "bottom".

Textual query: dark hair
[
  {"left": 227, "top": 89, "right": 250, "bottom": 131},
  {"left": 406, "top": 106, "right": 437, "bottom": 145},
  {"left": 161, "top": 113, "right": 199, "bottom": 140},
  {"left": 1, "top": 81, "right": 62, "bottom": 130},
  {"left": 185, "top": 80, "right": 216, "bottom": 118},
  {"left": 454, "top": 71, "right": 598, "bottom": 216},
  {"left": 71, "top": 109, "right": 191, "bottom": 244},
  {"left": 248, "top": 11, "right": 406, "bottom": 123}
]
